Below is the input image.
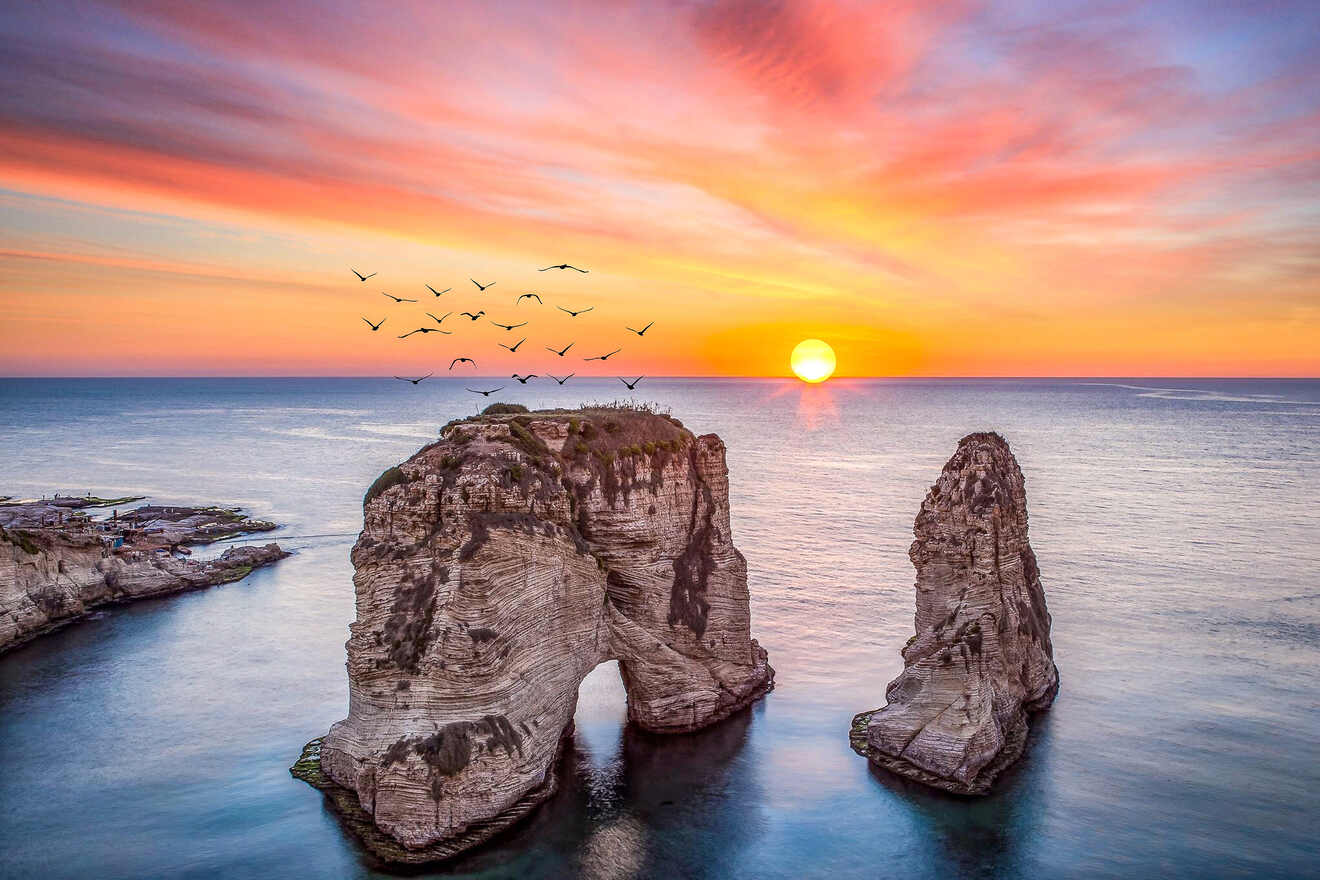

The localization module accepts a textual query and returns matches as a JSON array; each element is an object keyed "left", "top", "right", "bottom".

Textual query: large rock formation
[
  {"left": 306, "top": 405, "right": 772, "bottom": 862},
  {"left": 851, "top": 432, "right": 1058, "bottom": 795},
  {"left": 0, "top": 497, "right": 287, "bottom": 653}
]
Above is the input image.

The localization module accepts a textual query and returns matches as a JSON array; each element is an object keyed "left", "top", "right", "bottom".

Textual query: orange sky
[{"left": 0, "top": 1, "right": 1316, "bottom": 377}]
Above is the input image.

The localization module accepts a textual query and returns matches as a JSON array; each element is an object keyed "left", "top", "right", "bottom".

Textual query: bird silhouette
[
  {"left": 511, "top": 373, "right": 537, "bottom": 384},
  {"left": 557, "top": 306, "right": 594, "bottom": 317},
  {"left": 426, "top": 285, "right": 451, "bottom": 297},
  {"left": 394, "top": 372, "right": 432, "bottom": 384},
  {"left": 539, "top": 264, "right": 588, "bottom": 273},
  {"left": 548, "top": 372, "right": 575, "bottom": 385},
  {"left": 517, "top": 293, "right": 543, "bottom": 305},
  {"left": 398, "top": 327, "right": 447, "bottom": 338},
  {"left": 460, "top": 310, "right": 486, "bottom": 321},
  {"left": 626, "top": 321, "right": 654, "bottom": 336},
  {"left": 362, "top": 317, "right": 386, "bottom": 331},
  {"left": 491, "top": 320, "right": 528, "bottom": 331},
  {"left": 584, "top": 348, "right": 621, "bottom": 361},
  {"left": 470, "top": 278, "right": 496, "bottom": 291},
  {"left": 500, "top": 337, "right": 527, "bottom": 353},
  {"left": 466, "top": 387, "right": 503, "bottom": 396},
  {"left": 450, "top": 357, "right": 476, "bottom": 370},
  {"left": 546, "top": 342, "right": 574, "bottom": 357},
  {"left": 427, "top": 312, "right": 452, "bottom": 326},
  {"left": 382, "top": 292, "right": 417, "bottom": 303},
  {"left": 352, "top": 268, "right": 376, "bottom": 281},
  {"left": 619, "top": 376, "right": 644, "bottom": 390}
]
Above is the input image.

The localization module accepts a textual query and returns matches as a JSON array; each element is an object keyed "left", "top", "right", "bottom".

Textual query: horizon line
[{"left": 2, "top": 374, "right": 1318, "bottom": 381}]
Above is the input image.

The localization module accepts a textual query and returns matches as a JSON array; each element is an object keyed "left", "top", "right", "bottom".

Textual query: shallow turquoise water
[{"left": 0, "top": 378, "right": 1317, "bottom": 879}]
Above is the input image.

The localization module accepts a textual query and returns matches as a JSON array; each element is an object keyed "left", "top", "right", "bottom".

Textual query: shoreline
[{"left": 0, "top": 495, "right": 289, "bottom": 655}]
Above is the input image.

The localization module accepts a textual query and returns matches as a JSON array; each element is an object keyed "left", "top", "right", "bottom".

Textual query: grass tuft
[{"left": 364, "top": 465, "right": 407, "bottom": 506}]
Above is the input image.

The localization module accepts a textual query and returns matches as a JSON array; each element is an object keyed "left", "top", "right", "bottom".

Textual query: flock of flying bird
[{"left": 352, "top": 265, "right": 652, "bottom": 398}]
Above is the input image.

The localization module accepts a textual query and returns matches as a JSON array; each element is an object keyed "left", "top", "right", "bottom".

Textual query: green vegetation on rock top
[
  {"left": 364, "top": 465, "right": 408, "bottom": 506},
  {"left": 480, "top": 402, "right": 529, "bottom": 415},
  {"left": 82, "top": 495, "right": 148, "bottom": 507},
  {"left": 0, "top": 525, "right": 42, "bottom": 555}
]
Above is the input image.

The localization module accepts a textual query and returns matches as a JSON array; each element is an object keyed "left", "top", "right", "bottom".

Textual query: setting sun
[{"left": 791, "top": 339, "right": 836, "bottom": 383}]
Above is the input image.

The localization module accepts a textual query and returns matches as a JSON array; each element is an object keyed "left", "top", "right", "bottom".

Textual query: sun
[{"left": 790, "top": 338, "right": 836, "bottom": 383}]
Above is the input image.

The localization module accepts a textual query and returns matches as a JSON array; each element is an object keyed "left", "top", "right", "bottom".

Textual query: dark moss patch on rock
[
  {"left": 382, "top": 569, "right": 437, "bottom": 673},
  {"left": 458, "top": 512, "right": 556, "bottom": 561},
  {"left": 381, "top": 736, "right": 413, "bottom": 767},
  {"left": 668, "top": 459, "right": 716, "bottom": 636},
  {"left": 415, "top": 723, "right": 477, "bottom": 777},
  {"left": 380, "top": 714, "right": 525, "bottom": 788}
]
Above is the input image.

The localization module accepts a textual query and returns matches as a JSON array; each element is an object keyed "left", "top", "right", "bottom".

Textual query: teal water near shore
[{"left": 1, "top": 378, "right": 1317, "bottom": 879}]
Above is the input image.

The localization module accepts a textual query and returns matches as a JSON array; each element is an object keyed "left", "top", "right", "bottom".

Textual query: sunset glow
[
  {"left": 0, "top": 1, "right": 1317, "bottom": 377},
  {"left": 791, "top": 339, "right": 837, "bottom": 383}
]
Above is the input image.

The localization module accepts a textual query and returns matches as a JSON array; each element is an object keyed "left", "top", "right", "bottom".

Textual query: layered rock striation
[
  {"left": 851, "top": 432, "right": 1058, "bottom": 795},
  {"left": 0, "top": 496, "right": 286, "bottom": 653},
  {"left": 307, "top": 405, "right": 772, "bottom": 861}
]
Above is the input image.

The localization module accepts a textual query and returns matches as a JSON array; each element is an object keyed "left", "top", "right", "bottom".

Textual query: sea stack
[
  {"left": 303, "top": 405, "right": 772, "bottom": 862},
  {"left": 851, "top": 432, "right": 1058, "bottom": 795}
]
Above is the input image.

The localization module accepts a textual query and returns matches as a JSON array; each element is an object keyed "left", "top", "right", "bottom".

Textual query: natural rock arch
[{"left": 304, "top": 406, "right": 773, "bottom": 862}]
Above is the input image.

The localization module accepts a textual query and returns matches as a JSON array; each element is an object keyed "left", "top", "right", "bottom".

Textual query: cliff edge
[
  {"left": 851, "top": 432, "right": 1058, "bottom": 795},
  {"left": 303, "top": 404, "right": 772, "bottom": 862}
]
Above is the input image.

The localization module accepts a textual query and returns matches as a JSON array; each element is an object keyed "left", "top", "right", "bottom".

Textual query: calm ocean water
[{"left": 0, "top": 378, "right": 1317, "bottom": 879}]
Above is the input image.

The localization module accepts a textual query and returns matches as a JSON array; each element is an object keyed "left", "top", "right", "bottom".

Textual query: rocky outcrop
[
  {"left": 0, "top": 497, "right": 287, "bottom": 653},
  {"left": 851, "top": 432, "right": 1058, "bottom": 795},
  {"left": 306, "top": 405, "right": 772, "bottom": 862}
]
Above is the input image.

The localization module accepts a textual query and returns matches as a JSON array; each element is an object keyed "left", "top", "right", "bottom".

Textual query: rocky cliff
[
  {"left": 0, "top": 497, "right": 287, "bottom": 653},
  {"left": 851, "top": 432, "right": 1058, "bottom": 795},
  {"left": 306, "top": 405, "right": 772, "bottom": 862}
]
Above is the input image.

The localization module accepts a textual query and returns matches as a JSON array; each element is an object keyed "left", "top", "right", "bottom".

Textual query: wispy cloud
[{"left": 0, "top": 0, "right": 1316, "bottom": 375}]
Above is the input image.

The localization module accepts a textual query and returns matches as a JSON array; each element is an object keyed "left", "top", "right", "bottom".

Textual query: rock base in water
[
  {"left": 852, "top": 432, "right": 1059, "bottom": 796},
  {"left": 290, "top": 736, "right": 565, "bottom": 865},
  {"left": 849, "top": 702, "right": 1040, "bottom": 796}
]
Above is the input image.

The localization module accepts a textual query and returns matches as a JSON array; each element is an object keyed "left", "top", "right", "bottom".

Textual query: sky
[{"left": 0, "top": 0, "right": 1317, "bottom": 377}]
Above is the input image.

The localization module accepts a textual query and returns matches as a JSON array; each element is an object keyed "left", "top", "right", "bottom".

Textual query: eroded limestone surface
[
  {"left": 312, "top": 405, "right": 772, "bottom": 860},
  {"left": 851, "top": 432, "right": 1058, "bottom": 795}
]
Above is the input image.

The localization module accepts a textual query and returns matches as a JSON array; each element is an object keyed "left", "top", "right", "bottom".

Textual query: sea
[{"left": 0, "top": 378, "right": 1316, "bottom": 879}]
